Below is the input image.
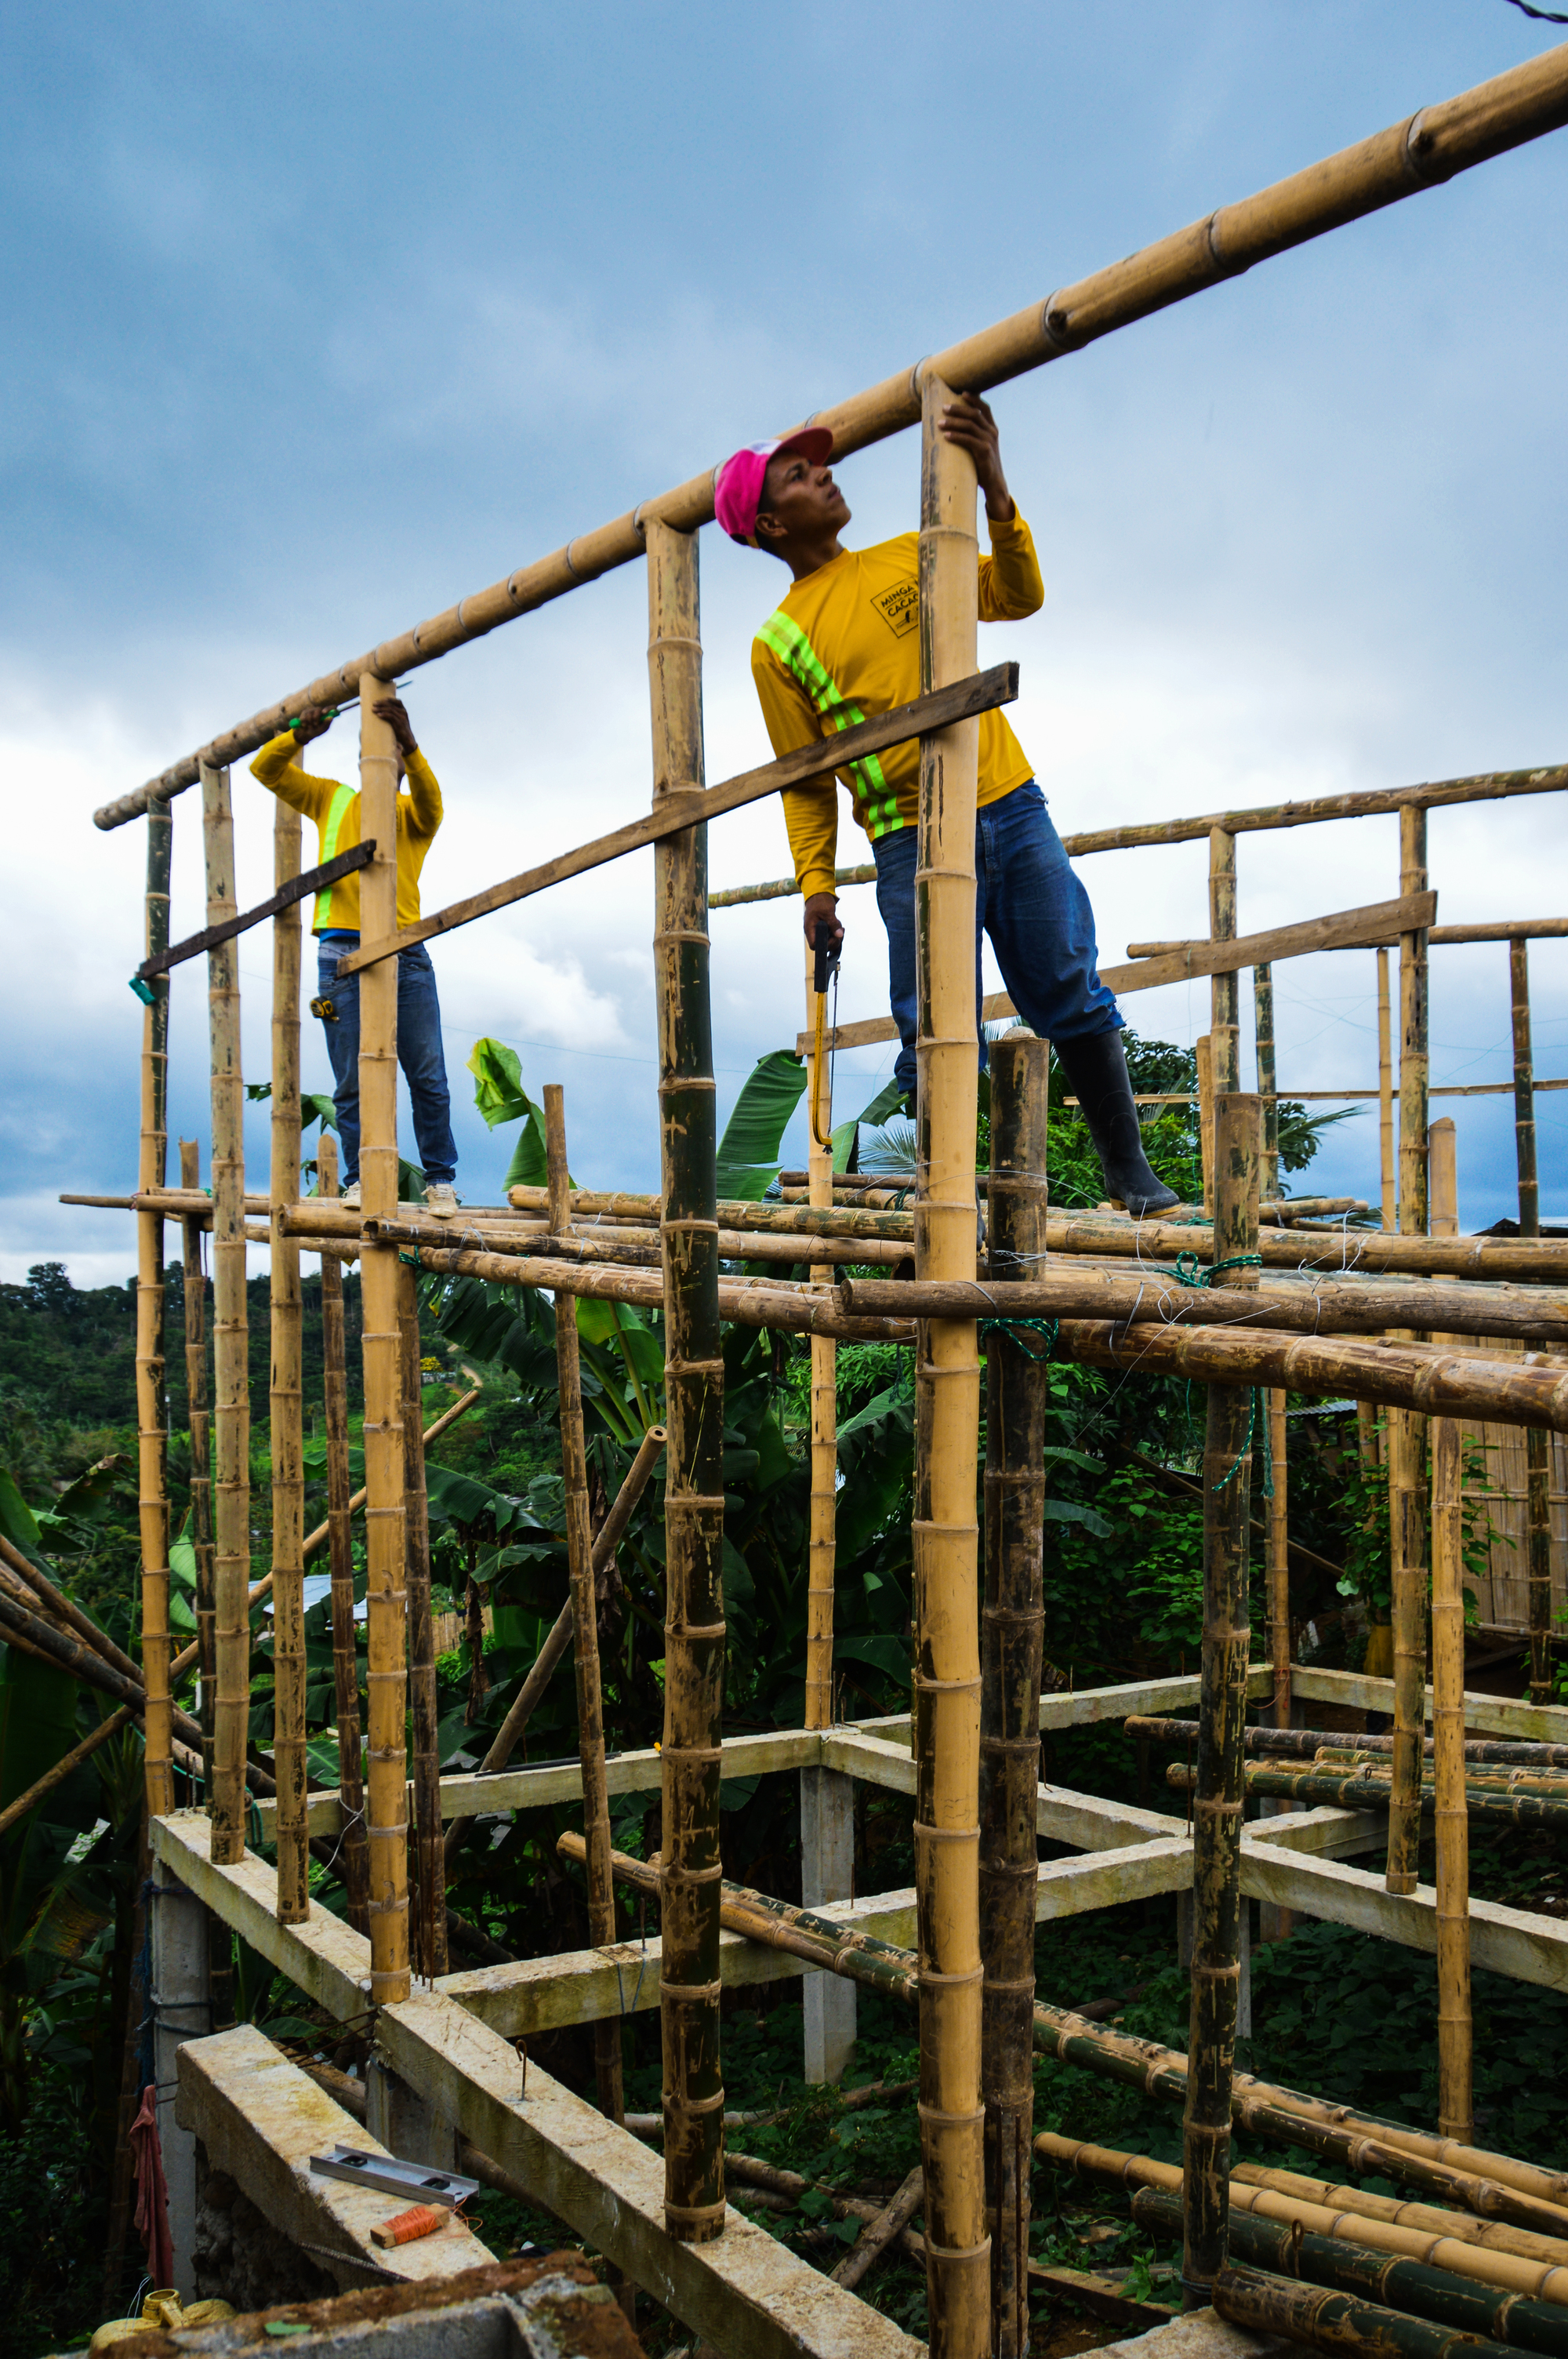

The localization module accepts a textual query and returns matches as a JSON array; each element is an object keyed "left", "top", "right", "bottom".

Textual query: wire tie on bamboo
[{"left": 1212, "top": 1388, "right": 1261, "bottom": 1492}]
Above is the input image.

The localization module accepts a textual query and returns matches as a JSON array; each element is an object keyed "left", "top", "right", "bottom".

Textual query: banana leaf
[{"left": 716, "top": 1050, "right": 808, "bottom": 1199}]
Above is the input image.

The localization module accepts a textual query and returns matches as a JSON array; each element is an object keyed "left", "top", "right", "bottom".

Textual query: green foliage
[
  {"left": 716, "top": 1050, "right": 808, "bottom": 1199},
  {"left": 468, "top": 1036, "right": 550, "bottom": 1189}
]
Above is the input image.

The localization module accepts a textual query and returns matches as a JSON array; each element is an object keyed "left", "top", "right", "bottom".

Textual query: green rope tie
[
  {"left": 979, "top": 1314, "right": 1060, "bottom": 1363},
  {"left": 1212, "top": 1387, "right": 1258, "bottom": 1492},
  {"left": 1165, "top": 1249, "right": 1263, "bottom": 1289}
]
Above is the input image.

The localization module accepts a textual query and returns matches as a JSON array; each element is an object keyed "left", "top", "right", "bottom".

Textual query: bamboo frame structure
[
  {"left": 317, "top": 1132, "right": 369, "bottom": 1932},
  {"left": 180, "top": 1140, "right": 216, "bottom": 1794},
  {"left": 647, "top": 518, "right": 727, "bottom": 2245},
  {"left": 202, "top": 759, "right": 250, "bottom": 1864},
  {"left": 1387, "top": 807, "right": 1432, "bottom": 1896},
  {"left": 270, "top": 798, "right": 309, "bottom": 1922},
  {"left": 357, "top": 681, "right": 411, "bottom": 2005},
  {"left": 400, "top": 1256, "right": 445, "bottom": 1979},
  {"left": 1183, "top": 1092, "right": 1260, "bottom": 2299},
  {"left": 804, "top": 940, "right": 837, "bottom": 1736},
  {"left": 911, "top": 369, "right": 988, "bottom": 2359},
  {"left": 546, "top": 1084, "right": 624, "bottom": 2137},
  {"left": 980, "top": 1034, "right": 1048, "bottom": 2359},
  {"left": 1430, "top": 1415, "right": 1472, "bottom": 2143},
  {"left": 137, "top": 794, "right": 173, "bottom": 1817}
]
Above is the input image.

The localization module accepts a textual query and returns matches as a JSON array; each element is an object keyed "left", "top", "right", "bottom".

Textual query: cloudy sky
[{"left": 5, "top": 1, "right": 1566, "bottom": 1286}]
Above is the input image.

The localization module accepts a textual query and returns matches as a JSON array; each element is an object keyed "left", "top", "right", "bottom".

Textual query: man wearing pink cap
[{"left": 716, "top": 398, "right": 1176, "bottom": 1216}]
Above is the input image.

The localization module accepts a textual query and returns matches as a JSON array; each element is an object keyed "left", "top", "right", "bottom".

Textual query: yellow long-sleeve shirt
[
  {"left": 750, "top": 514, "right": 1044, "bottom": 903},
  {"left": 250, "top": 734, "right": 444, "bottom": 933}
]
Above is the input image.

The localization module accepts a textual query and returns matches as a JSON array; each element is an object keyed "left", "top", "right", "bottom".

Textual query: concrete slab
[{"left": 1109, "top": 2303, "right": 1293, "bottom": 2359}]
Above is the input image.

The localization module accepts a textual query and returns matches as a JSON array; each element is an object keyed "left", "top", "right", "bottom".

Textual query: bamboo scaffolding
[
  {"left": 545, "top": 1085, "right": 623, "bottom": 2135},
  {"left": 357, "top": 680, "right": 410, "bottom": 2006},
  {"left": 835, "top": 1270, "right": 1568, "bottom": 1347},
  {"left": 980, "top": 1034, "right": 1048, "bottom": 2359},
  {"left": 100, "top": 42, "right": 1568, "bottom": 831},
  {"left": 647, "top": 518, "right": 726, "bottom": 2245},
  {"left": 804, "top": 942, "right": 837, "bottom": 1736},
  {"left": 136, "top": 794, "right": 173, "bottom": 1816},
  {"left": 179, "top": 1140, "right": 216, "bottom": 1794},
  {"left": 580, "top": 1835, "right": 1568, "bottom": 2234},
  {"left": 1127, "top": 2192, "right": 1568, "bottom": 2358},
  {"left": 202, "top": 759, "right": 250, "bottom": 1863},
  {"left": 1388, "top": 806, "right": 1432, "bottom": 1897},
  {"left": 441, "top": 1420, "right": 666, "bottom": 1866},
  {"left": 270, "top": 798, "right": 308, "bottom": 1920},
  {"left": 1431, "top": 1415, "right": 1472, "bottom": 2142},
  {"left": 1183, "top": 1092, "right": 1259, "bottom": 2299},
  {"left": 318, "top": 1132, "right": 369, "bottom": 1933},
  {"left": 1254, "top": 965, "right": 1278, "bottom": 1203},
  {"left": 912, "top": 369, "right": 988, "bottom": 2359},
  {"left": 1030, "top": 1213, "right": 1568, "bottom": 1283},
  {"left": 400, "top": 1256, "right": 445, "bottom": 1979}
]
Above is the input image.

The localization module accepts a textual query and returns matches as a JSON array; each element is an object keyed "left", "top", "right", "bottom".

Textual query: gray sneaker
[
  {"left": 424, "top": 1182, "right": 459, "bottom": 1217},
  {"left": 340, "top": 1180, "right": 361, "bottom": 1210}
]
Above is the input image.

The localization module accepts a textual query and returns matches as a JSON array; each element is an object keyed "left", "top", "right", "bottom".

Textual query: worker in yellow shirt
[
  {"left": 717, "top": 398, "right": 1177, "bottom": 1217},
  {"left": 250, "top": 696, "right": 459, "bottom": 1213}
]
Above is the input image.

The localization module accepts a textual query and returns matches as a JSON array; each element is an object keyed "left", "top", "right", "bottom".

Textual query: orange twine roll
[{"left": 370, "top": 2202, "right": 448, "bottom": 2248}]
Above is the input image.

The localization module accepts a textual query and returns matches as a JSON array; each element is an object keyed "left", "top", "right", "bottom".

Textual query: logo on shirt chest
[{"left": 870, "top": 580, "right": 919, "bottom": 639}]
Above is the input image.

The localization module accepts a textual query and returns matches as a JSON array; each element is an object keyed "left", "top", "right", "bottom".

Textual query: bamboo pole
[
  {"left": 400, "top": 1256, "right": 445, "bottom": 1979},
  {"left": 1210, "top": 831, "right": 1239, "bottom": 1093},
  {"left": 0, "top": 1706, "right": 137, "bottom": 1844},
  {"left": 270, "top": 799, "right": 308, "bottom": 1921},
  {"left": 1254, "top": 965, "right": 1278, "bottom": 1204},
  {"left": 1431, "top": 1415, "right": 1472, "bottom": 2143},
  {"left": 912, "top": 369, "right": 989, "bottom": 2359},
  {"left": 1034, "top": 1212, "right": 1568, "bottom": 1282},
  {"left": 1183, "top": 1091, "right": 1260, "bottom": 2301},
  {"left": 1512, "top": 940, "right": 1555, "bottom": 1703},
  {"left": 357, "top": 679, "right": 410, "bottom": 2006},
  {"left": 804, "top": 940, "right": 837, "bottom": 1736},
  {"left": 646, "top": 518, "right": 726, "bottom": 2245},
  {"left": 981, "top": 1034, "right": 1047, "bottom": 2359},
  {"left": 180, "top": 1141, "right": 216, "bottom": 1797},
  {"left": 1129, "top": 1715, "right": 1568, "bottom": 1769},
  {"left": 318, "top": 1132, "right": 369, "bottom": 1934},
  {"left": 137, "top": 794, "right": 173, "bottom": 1816},
  {"left": 1214, "top": 2256, "right": 1519, "bottom": 2359},
  {"left": 1262, "top": 1382, "right": 1294, "bottom": 1941},
  {"left": 101, "top": 40, "right": 1568, "bottom": 831},
  {"left": 1378, "top": 947, "right": 1396, "bottom": 1231},
  {"left": 202, "top": 759, "right": 250, "bottom": 1865},
  {"left": 1512, "top": 936, "right": 1540, "bottom": 1236},
  {"left": 544, "top": 1084, "right": 624, "bottom": 2137},
  {"left": 1388, "top": 806, "right": 1431, "bottom": 1897},
  {"left": 1166, "top": 1757, "right": 1568, "bottom": 1834},
  {"left": 1196, "top": 1035, "right": 1215, "bottom": 1216}
]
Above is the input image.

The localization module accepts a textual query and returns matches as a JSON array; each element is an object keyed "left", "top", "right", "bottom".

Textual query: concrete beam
[
  {"left": 858, "top": 1667, "right": 1274, "bottom": 1748},
  {"left": 151, "top": 1811, "right": 369, "bottom": 2019},
  {"left": 175, "top": 2024, "right": 494, "bottom": 2291},
  {"left": 1239, "top": 1834, "right": 1568, "bottom": 1988},
  {"left": 1293, "top": 1663, "right": 1568, "bottom": 1744}
]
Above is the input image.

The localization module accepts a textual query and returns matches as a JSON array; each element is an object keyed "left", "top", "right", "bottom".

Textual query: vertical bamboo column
[
  {"left": 1431, "top": 1414, "right": 1472, "bottom": 2141},
  {"left": 201, "top": 760, "right": 251, "bottom": 1866},
  {"left": 804, "top": 937, "right": 837, "bottom": 1735},
  {"left": 1377, "top": 948, "right": 1396, "bottom": 1233},
  {"left": 1196, "top": 1036, "right": 1215, "bottom": 1216},
  {"left": 1267, "top": 1390, "right": 1290, "bottom": 1734},
  {"left": 981, "top": 1034, "right": 1047, "bottom": 2359},
  {"left": 1387, "top": 806, "right": 1431, "bottom": 1898},
  {"left": 1511, "top": 938, "right": 1552, "bottom": 1703},
  {"left": 357, "top": 681, "right": 410, "bottom": 2006},
  {"left": 913, "top": 368, "right": 988, "bottom": 2359},
  {"left": 1210, "top": 831, "right": 1239, "bottom": 1094},
  {"left": 271, "top": 801, "right": 308, "bottom": 1922},
  {"left": 646, "top": 520, "right": 726, "bottom": 2245},
  {"left": 1182, "top": 1092, "right": 1259, "bottom": 2303},
  {"left": 546, "top": 1085, "right": 624, "bottom": 2128},
  {"left": 399, "top": 1259, "right": 445, "bottom": 1978},
  {"left": 318, "top": 1132, "right": 369, "bottom": 1932},
  {"left": 138, "top": 797, "right": 174, "bottom": 1818},
  {"left": 1254, "top": 965, "right": 1278, "bottom": 1205},
  {"left": 179, "top": 1140, "right": 215, "bottom": 1797}
]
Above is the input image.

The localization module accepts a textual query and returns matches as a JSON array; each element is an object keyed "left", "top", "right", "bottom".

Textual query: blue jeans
[
  {"left": 872, "top": 781, "right": 1122, "bottom": 1101},
  {"left": 315, "top": 935, "right": 458, "bottom": 1187}
]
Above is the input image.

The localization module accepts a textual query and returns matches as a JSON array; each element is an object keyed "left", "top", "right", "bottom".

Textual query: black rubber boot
[{"left": 1054, "top": 1029, "right": 1180, "bottom": 1216}]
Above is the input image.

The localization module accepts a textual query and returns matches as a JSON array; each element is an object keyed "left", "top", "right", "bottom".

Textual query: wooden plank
[
  {"left": 136, "top": 843, "right": 375, "bottom": 979},
  {"left": 337, "top": 666, "right": 1018, "bottom": 974},
  {"left": 1238, "top": 1837, "right": 1568, "bottom": 1990},
  {"left": 376, "top": 1991, "right": 924, "bottom": 2359},
  {"left": 175, "top": 2024, "right": 495, "bottom": 2288},
  {"left": 1292, "top": 1663, "right": 1568, "bottom": 1743}
]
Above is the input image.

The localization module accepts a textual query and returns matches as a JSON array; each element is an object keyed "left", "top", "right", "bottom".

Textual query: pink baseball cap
[{"left": 714, "top": 427, "right": 834, "bottom": 544}]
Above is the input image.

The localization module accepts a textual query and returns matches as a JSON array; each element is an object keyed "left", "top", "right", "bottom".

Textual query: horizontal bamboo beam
[
  {"left": 135, "top": 843, "right": 375, "bottom": 979},
  {"left": 296, "top": 1206, "right": 913, "bottom": 1269},
  {"left": 712, "top": 863, "right": 879, "bottom": 910},
  {"left": 1041, "top": 1210, "right": 1568, "bottom": 1281},
  {"left": 98, "top": 41, "right": 1568, "bottom": 830},
  {"left": 336, "top": 668, "right": 1016, "bottom": 973},
  {"left": 1133, "top": 1717, "right": 1568, "bottom": 1772},
  {"left": 1178, "top": 1758, "right": 1568, "bottom": 1830},
  {"left": 837, "top": 1270, "right": 1568, "bottom": 1346},
  {"left": 1130, "top": 915, "right": 1568, "bottom": 958},
  {"left": 1111, "top": 891, "right": 1436, "bottom": 994}
]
